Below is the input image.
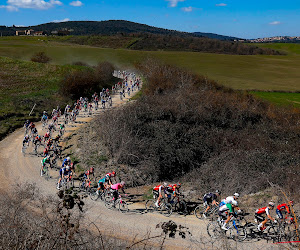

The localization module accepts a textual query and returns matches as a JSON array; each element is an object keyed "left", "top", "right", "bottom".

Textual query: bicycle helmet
[
  {"left": 289, "top": 200, "right": 294, "bottom": 206},
  {"left": 67, "top": 157, "right": 70, "bottom": 161},
  {"left": 215, "top": 190, "right": 221, "bottom": 195},
  {"left": 234, "top": 193, "right": 240, "bottom": 198},
  {"left": 66, "top": 166, "right": 70, "bottom": 170},
  {"left": 163, "top": 182, "right": 168, "bottom": 187},
  {"left": 268, "top": 201, "right": 275, "bottom": 207},
  {"left": 177, "top": 182, "right": 181, "bottom": 187},
  {"left": 47, "top": 155, "right": 50, "bottom": 159},
  {"left": 112, "top": 171, "right": 116, "bottom": 176},
  {"left": 120, "top": 181, "right": 125, "bottom": 186},
  {"left": 232, "top": 200, "right": 238, "bottom": 206}
]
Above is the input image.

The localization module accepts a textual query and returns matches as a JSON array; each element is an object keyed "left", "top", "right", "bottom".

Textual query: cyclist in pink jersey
[{"left": 111, "top": 181, "right": 126, "bottom": 202}]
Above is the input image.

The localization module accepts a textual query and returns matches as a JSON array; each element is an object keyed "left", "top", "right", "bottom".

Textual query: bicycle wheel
[
  {"left": 160, "top": 203, "right": 172, "bottom": 217},
  {"left": 104, "top": 195, "right": 114, "bottom": 209},
  {"left": 89, "top": 191, "right": 99, "bottom": 201},
  {"left": 228, "top": 224, "right": 247, "bottom": 241},
  {"left": 119, "top": 200, "right": 129, "bottom": 213},
  {"left": 194, "top": 204, "right": 206, "bottom": 219},
  {"left": 266, "top": 225, "right": 279, "bottom": 242},
  {"left": 175, "top": 201, "right": 188, "bottom": 215},
  {"left": 44, "top": 169, "right": 50, "bottom": 181},
  {"left": 145, "top": 199, "right": 156, "bottom": 213},
  {"left": 207, "top": 221, "right": 222, "bottom": 239}
]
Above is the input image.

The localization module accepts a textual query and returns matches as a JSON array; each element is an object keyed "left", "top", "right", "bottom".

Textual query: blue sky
[{"left": 0, "top": 0, "right": 299, "bottom": 39}]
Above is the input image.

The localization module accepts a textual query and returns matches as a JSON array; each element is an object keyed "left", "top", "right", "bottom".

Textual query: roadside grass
[{"left": 0, "top": 56, "right": 75, "bottom": 139}]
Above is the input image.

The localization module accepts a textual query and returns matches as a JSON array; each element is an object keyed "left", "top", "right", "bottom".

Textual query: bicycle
[
  {"left": 90, "top": 187, "right": 110, "bottom": 201},
  {"left": 243, "top": 220, "right": 281, "bottom": 242},
  {"left": 171, "top": 195, "right": 188, "bottom": 215},
  {"left": 145, "top": 198, "right": 173, "bottom": 217},
  {"left": 207, "top": 215, "right": 247, "bottom": 242},
  {"left": 41, "top": 165, "right": 50, "bottom": 180},
  {"left": 60, "top": 175, "right": 74, "bottom": 190},
  {"left": 105, "top": 193, "right": 129, "bottom": 213},
  {"left": 194, "top": 203, "right": 219, "bottom": 220}
]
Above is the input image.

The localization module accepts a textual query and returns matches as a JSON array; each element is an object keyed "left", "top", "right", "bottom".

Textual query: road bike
[
  {"left": 170, "top": 195, "right": 188, "bottom": 215},
  {"left": 145, "top": 198, "right": 172, "bottom": 217},
  {"left": 207, "top": 215, "right": 247, "bottom": 242},
  {"left": 105, "top": 193, "right": 129, "bottom": 213},
  {"left": 41, "top": 165, "right": 50, "bottom": 180},
  {"left": 90, "top": 187, "right": 110, "bottom": 201},
  {"left": 194, "top": 203, "right": 219, "bottom": 220}
]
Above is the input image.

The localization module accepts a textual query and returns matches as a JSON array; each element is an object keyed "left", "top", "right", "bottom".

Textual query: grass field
[
  {"left": 1, "top": 37, "right": 300, "bottom": 107},
  {"left": 0, "top": 56, "right": 76, "bottom": 139}
]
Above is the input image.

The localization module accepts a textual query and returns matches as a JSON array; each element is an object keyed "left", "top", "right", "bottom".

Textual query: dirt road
[{"left": 0, "top": 78, "right": 278, "bottom": 249}]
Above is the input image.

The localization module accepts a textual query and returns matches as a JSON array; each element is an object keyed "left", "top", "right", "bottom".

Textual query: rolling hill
[{"left": 0, "top": 20, "right": 239, "bottom": 40}]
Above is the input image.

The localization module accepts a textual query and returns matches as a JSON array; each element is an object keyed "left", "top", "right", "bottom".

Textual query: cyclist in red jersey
[
  {"left": 153, "top": 182, "right": 167, "bottom": 207},
  {"left": 276, "top": 201, "right": 294, "bottom": 220},
  {"left": 255, "top": 202, "right": 277, "bottom": 231}
]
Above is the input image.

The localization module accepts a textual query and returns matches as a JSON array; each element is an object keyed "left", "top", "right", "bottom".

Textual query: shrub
[
  {"left": 95, "top": 59, "right": 300, "bottom": 196},
  {"left": 60, "top": 61, "right": 118, "bottom": 99},
  {"left": 30, "top": 51, "right": 51, "bottom": 63}
]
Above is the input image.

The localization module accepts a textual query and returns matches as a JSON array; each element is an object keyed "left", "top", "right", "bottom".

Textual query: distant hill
[
  {"left": 0, "top": 20, "right": 240, "bottom": 40},
  {"left": 193, "top": 32, "right": 240, "bottom": 41}
]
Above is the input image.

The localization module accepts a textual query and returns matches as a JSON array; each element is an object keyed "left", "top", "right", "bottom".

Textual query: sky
[{"left": 0, "top": 0, "right": 299, "bottom": 39}]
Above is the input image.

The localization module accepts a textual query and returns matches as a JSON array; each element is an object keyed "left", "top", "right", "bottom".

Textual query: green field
[
  {"left": 1, "top": 37, "right": 300, "bottom": 107},
  {"left": 0, "top": 56, "right": 76, "bottom": 139}
]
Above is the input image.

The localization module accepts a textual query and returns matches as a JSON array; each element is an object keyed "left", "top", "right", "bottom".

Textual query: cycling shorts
[
  {"left": 203, "top": 196, "right": 213, "bottom": 205},
  {"left": 255, "top": 213, "right": 265, "bottom": 222},
  {"left": 276, "top": 209, "right": 283, "bottom": 219},
  {"left": 153, "top": 190, "right": 159, "bottom": 198},
  {"left": 219, "top": 201, "right": 226, "bottom": 207}
]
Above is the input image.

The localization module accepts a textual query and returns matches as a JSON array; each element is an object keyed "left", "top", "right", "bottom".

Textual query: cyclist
[
  {"left": 255, "top": 202, "right": 277, "bottom": 231},
  {"left": 276, "top": 200, "right": 294, "bottom": 220},
  {"left": 153, "top": 182, "right": 168, "bottom": 207},
  {"left": 59, "top": 123, "right": 65, "bottom": 136},
  {"left": 203, "top": 190, "right": 221, "bottom": 218},
  {"left": 105, "top": 171, "right": 117, "bottom": 185},
  {"left": 57, "top": 165, "right": 71, "bottom": 190},
  {"left": 219, "top": 193, "right": 240, "bottom": 207},
  {"left": 43, "top": 146, "right": 49, "bottom": 157},
  {"left": 22, "top": 135, "right": 30, "bottom": 147},
  {"left": 41, "top": 113, "right": 48, "bottom": 124},
  {"left": 219, "top": 200, "right": 239, "bottom": 230},
  {"left": 41, "top": 155, "right": 51, "bottom": 176},
  {"left": 33, "top": 135, "right": 42, "bottom": 150},
  {"left": 62, "top": 156, "right": 71, "bottom": 168},
  {"left": 110, "top": 181, "right": 126, "bottom": 205}
]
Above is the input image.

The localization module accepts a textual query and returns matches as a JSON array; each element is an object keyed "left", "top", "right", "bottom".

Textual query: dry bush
[
  {"left": 0, "top": 183, "right": 128, "bottom": 249},
  {"left": 60, "top": 61, "right": 117, "bottom": 99},
  {"left": 30, "top": 51, "right": 51, "bottom": 63},
  {"left": 84, "top": 59, "right": 300, "bottom": 199}
]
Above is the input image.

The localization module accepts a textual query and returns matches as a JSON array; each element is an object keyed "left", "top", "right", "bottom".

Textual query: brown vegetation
[
  {"left": 94, "top": 59, "right": 300, "bottom": 198},
  {"left": 30, "top": 51, "right": 51, "bottom": 63},
  {"left": 60, "top": 61, "right": 117, "bottom": 99}
]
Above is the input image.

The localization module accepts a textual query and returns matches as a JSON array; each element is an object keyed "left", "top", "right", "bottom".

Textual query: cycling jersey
[
  {"left": 62, "top": 158, "right": 70, "bottom": 167},
  {"left": 255, "top": 207, "right": 270, "bottom": 216},
  {"left": 276, "top": 203, "right": 290, "bottom": 213},
  {"left": 59, "top": 167, "right": 70, "bottom": 176},
  {"left": 41, "top": 157, "right": 50, "bottom": 166},
  {"left": 219, "top": 203, "right": 234, "bottom": 213},
  {"left": 153, "top": 185, "right": 164, "bottom": 194},
  {"left": 204, "top": 193, "right": 217, "bottom": 204},
  {"left": 111, "top": 183, "right": 123, "bottom": 190},
  {"left": 220, "top": 196, "right": 236, "bottom": 207}
]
